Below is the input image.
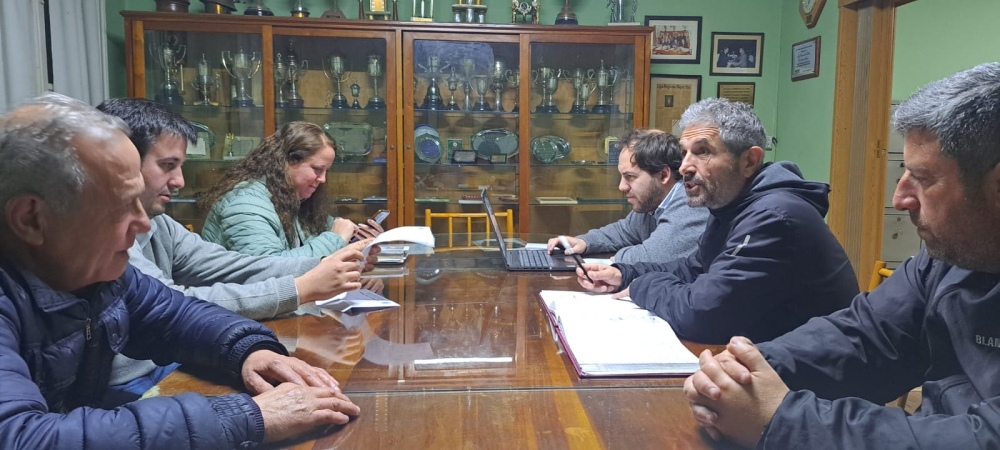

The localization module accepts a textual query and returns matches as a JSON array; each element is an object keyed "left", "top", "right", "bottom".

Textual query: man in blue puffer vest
[{"left": 0, "top": 93, "right": 360, "bottom": 449}]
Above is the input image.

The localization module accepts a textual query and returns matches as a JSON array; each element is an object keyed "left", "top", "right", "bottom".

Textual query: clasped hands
[{"left": 683, "top": 336, "right": 790, "bottom": 448}]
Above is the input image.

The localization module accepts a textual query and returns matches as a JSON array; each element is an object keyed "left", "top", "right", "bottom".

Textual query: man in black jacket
[
  {"left": 578, "top": 98, "right": 858, "bottom": 344},
  {"left": 0, "top": 93, "right": 360, "bottom": 448},
  {"left": 683, "top": 63, "right": 1000, "bottom": 449}
]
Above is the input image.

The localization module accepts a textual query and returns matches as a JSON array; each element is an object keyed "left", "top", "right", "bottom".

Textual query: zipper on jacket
[{"left": 85, "top": 317, "right": 92, "bottom": 341}]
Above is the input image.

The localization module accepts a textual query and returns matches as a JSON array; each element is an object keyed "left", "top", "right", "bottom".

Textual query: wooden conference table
[{"left": 151, "top": 235, "right": 724, "bottom": 449}]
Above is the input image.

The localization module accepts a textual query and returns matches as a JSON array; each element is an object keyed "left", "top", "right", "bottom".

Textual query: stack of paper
[{"left": 539, "top": 290, "right": 699, "bottom": 377}]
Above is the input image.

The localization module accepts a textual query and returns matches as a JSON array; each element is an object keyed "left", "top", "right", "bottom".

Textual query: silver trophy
[
  {"left": 417, "top": 55, "right": 446, "bottom": 110},
  {"left": 569, "top": 67, "right": 596, "bottom": 114},
  {"left": 221, "top": 48, "right": 262, "bottom": 107},
  {"left": 489, "top": 60, "right": 508, "bottom": 112},
  {"left": 531, "top": 66, "right": 562, "bottom": 113},
  {"left": 505, "top": 70, "right": 520, "bottom": 112},
  {"left": 591, "top": 59, "right": 620, "bottom": 114},
  {"left": 460, "top": 57, "right": 475, "bottom": 110},
  {"left": 365, "top": 54, "right": 385, "bottom": 110},
  {"left": 284, "top": 52, "right": 308, "bottom": 107},
  {"left": 350, "top": 81, "right": 362, "bottom": 109},
  {"left": 323, "top": 55, "right": 350, "bottom": 109},
  {"left": 191, "top": 53, "right": 220, "bottom": 106},
  {"left": 471, "top": 74, "right": 491, "bottom": 111},
  {"left": 445, "top": 67, "right": 461, "bottom": 110},
  {"left": 150, "top": 39, "right": 186, "bottom": 105},
  {"left": 273, "top": 53, "right": 289, "bottom": 108}
]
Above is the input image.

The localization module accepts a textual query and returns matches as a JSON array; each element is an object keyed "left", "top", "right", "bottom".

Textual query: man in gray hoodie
[
  {"left": 547, "top": 129, "right": 709, "bottom": 263},
  {"left": 98, "top": 98, "right": 378, "bottom": 404}
]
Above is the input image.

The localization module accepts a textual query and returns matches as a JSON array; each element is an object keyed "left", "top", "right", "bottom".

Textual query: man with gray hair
[
  {"left": 579, "top": 98, "right": 858, "bottom": 344},
  {"left": 546, "top": 129, "right": 709, "bottom": 263},
  {"left": 683, "top": 63, "right": 1000, "bottom": 449},
  {"left": 0, "top": 93, "right": 359, "bottom": 448}
]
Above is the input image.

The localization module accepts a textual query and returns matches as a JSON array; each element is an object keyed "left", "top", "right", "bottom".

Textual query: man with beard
[
  {"left": 577, "top": 98, "right": 858, "bottom": 344},
  {"left": 546, "top": 129, "right": 708, "bottom": 263},
  {"left": 683, "top": 63, "right": 1000, "bottom": 449}
]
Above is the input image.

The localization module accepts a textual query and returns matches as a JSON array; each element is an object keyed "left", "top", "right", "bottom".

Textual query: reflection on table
[{"left": 151, "top": 235, "right": 722, "bottom": 448}]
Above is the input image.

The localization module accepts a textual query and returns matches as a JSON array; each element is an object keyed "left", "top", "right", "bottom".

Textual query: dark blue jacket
[
  {"left": 0, "top": 261, "right": 286, "bottom": 449},
  {"left": 615, "top": 161, "right": 858, "bottom": 344},
  {"left": 758, "top": 249, "right": 1000, "bottom": 449}
]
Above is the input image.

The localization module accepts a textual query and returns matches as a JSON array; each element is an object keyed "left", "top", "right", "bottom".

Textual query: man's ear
[
  {"left": 740, "top": 146, "right": 765, "bottom": 178},
  {"left": 5, "top": 196, "right": 48, "bottom": 246},
  {"left": 987, "top": 162, "right": 1000, "bottom": 208},
  {"left": 658, "top": 167, "right": 674, "bottom": 186}
]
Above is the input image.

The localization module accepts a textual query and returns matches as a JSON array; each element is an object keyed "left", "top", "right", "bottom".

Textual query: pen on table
[{"left": 559, "top": 236, "right": 594, "bottom": 284}]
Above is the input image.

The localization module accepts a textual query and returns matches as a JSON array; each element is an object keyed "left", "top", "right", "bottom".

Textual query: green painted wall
[
  {"left": 773, "top": 0, "right": 838, "bottom": 183},
  {"left": 893, "top": 0, "right": 999, "bottom": 101},
  {"left": 106, "top": 0, "right": 838, "bottom": 181}
]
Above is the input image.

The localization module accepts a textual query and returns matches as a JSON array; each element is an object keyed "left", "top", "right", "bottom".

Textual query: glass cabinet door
[
  {"left": 271, "top": 30, "right": 395, "bottom": 227},
  {"left": 144, "top": 29, "right": 265, "bottom": 232},
  {"left": 406, "top": 36, "right": 521, "bottom": 232},
  {"left": 527, "top": 41, "right": 636, "bottom": 236}
]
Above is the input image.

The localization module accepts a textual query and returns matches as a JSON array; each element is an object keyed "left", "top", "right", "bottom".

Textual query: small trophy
[
  {"left": 607, "top": 0, "right": 638, "bottom": 25},
  {"left": 221, "top": 48, "right": 262, "bottom": 107},
  {"left": 365, "top": 54, "right": 385, "bottom": 110},
  {"left": 460, "top": 57, "right": 475, "bottom": 110},
  {"left": 531, "top": 67, "right": 561, "bottom": 113},
  {"left": 445, "top": 67, "right": 461, "bottom": 111},
  {"left": 591, "top": 60, "right": 619, "bottom": 114},
  {"left": 471, "top": 75, "right": 491, "bottom": 111},
  {"left": 289, "top": 0, "right": 310, "bottom": 17},
  {"left": 149, "top": 38, "right": 186, "bottom": 106},
  {"left": 323, "top": 55, "right": 350, "bottom": 109},
  {"left": 505, "top": 70, "right": 520, "bottom": 112},
  {"left": 284, "top": 52, "right": 308, "bottom": 107},
  {"left": 350, "top": 81, "right": 362, "bottom": 109},
  {"left": 191, "top": 53, "right": 220, "bottom": 106},
  {"left": 321, "top": 0, "right": 345, "bottom": 18},
  {"left": 411, "top": 0, "right": 433, "bottom": 21},
  {"left": 273, "top": 53, "right": 289, "bottom": 108},
  {"left": 569, "top": 67, "right": 595, "bottom": 114},
  {"left": 489, "top": 60, "right": 508, "bottom": 112}
]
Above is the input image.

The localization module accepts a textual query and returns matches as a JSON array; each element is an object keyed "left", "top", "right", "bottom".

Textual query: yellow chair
[
  {"left": 869, "top": 260, "right": 917, "bottom": 410},
  {"left": 425, "top": 209, "right": 514, "bottom": 249}
]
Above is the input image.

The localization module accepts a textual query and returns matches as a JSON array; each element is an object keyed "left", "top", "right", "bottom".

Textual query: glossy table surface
[{"left": 153, "top": 237, "right": 723, "bottom": 449}]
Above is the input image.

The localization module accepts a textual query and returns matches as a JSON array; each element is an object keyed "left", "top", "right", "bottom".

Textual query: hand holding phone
[
  {"left": 370, "top": 209, "right": 390, "bottom": 225},
  {"left": 351, "top": 210, "right": 389, "bottom": 243}
]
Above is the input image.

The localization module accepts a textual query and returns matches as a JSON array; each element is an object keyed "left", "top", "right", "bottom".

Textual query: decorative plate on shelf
[
  {"left": 471, "top": 128, "right": 518, "bottom": 161},
  {"left": 322, "top": 122, "right": 372, "bottom": 160},
  {"left": 414, "top": 124, "right": 443, "bottom": 163},
  {"left": 530, "top": 135, "right": 571, "bottom": 164}
]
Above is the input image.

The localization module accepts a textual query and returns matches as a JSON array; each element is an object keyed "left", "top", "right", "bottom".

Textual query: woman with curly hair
[{"left": 199, "top": 121, "right": 382, "bottom": 257}]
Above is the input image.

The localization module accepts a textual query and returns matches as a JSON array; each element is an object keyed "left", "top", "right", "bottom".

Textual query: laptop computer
[{"left": 481, "top": 188, "right": 577, "bottom": 272}]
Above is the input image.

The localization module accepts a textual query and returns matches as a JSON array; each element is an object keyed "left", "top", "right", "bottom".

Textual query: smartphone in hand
[{"left": 351, "top": 210, "right": 390, "bottom": 243}]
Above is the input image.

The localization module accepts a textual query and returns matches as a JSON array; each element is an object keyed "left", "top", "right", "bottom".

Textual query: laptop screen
[{"left": 480, "top": 188, "right": 509, "bottom": 258}]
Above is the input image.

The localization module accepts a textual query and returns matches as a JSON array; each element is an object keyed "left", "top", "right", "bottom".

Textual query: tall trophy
[
  {"left": 321, "top": 0, "right": 346, "bottom": 18},
  {"left": 591, "top": 59, "right": 618, "bottom": 114},
  {"left": 554, "top": 0, "right": 577, "bottom": 25},
  {"left": 569, "top": 67, "right": 595, "bottom": 114},
  {"left": 323, "top": 55, "right": 350, "bottom": 109},
  {"left": 604, "top": 64, "right": 627, "bottom": 113},
  {"left": 149, "top": 39, "right": 186, "bottom": 106},
  {"left": 506, "top": 70, "right": 520, "bottom": 112},
  {"left": 531, "top": 67, "right": 561, "bottom": 113},
  {"left": 445, "top": 67, "right": 461, "bottom": 111},
  {"left": 285, "top": 52, "right": 308, "bottom": 107},
  {"left": 191, "top": 53, "right": 220, "bottom": 106},
  {"left": 470, "top": 75, "right": 491, "bottom": 111},
  {"left": 273, "top": 53, "right": 289, "bottom": 108},
  {"left": 489, "top": 60, "right": 508, "bottom": 112},
  {"left": 460, "top": 57, "right": 475, "bottom": 111},
  {"left": 417, "top": 55, "right": 446, "bottom": 110},
  {"left": 221, "top": 48, "right": 262, "bottom": 107},
  {"left": 365, "top": 54, "right": 385, "bottom": 110}
]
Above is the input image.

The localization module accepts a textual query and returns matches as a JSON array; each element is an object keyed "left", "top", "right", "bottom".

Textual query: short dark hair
[
  {"left": 619, "top": 128, "right": 682, "bottom": 180},
  {"left": 97, "top": 98, "right": 196, "bottom": 159},
  {"left": 893, "top": 62, "right": 1000, "bottom": 189}
]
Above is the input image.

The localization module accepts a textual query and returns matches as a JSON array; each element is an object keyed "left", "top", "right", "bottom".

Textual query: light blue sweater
[{"left": 201, "top": 179, "right": 348, "bottom": 257}]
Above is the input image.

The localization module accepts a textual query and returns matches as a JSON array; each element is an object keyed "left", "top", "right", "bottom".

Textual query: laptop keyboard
[{"left": 515, "top": 249, "right": 551, "bottom": 268}]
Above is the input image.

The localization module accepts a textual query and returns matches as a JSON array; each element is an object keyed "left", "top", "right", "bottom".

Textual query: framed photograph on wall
[
  {"left": 645, "top": 16, "right": 702, "bottom": 64},
  {"left": 717, "top": 82, "right": 756, "bottom": 106},
  {"left": 710, "top": 32, "right": 764, "bottom": 76},
  {"left": 649, "top": 74, "right": 702, "bottom": 133},
  {"left": 791, "top": 36, "right": 821, "bottom": 81}
]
